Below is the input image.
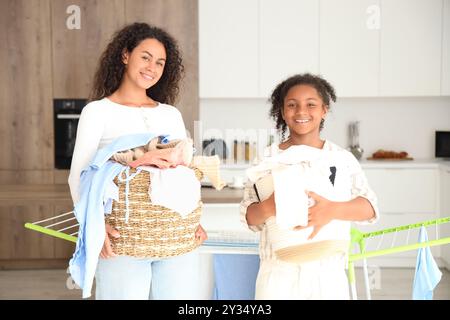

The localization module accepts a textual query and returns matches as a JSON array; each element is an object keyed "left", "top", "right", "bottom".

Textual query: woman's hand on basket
[
  {"left": 128, "top": 149, "right": 175, "bottom": 169},
  {"left": 195, "top": 224, "right": 208, "bottom": 244},
  {"left": 100, "top": 223, "right": 120, "bottom": 259}
]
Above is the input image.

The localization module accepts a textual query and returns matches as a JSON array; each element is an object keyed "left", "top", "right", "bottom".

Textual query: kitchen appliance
[
  {"left": 54, "top": 99, "right": 87, "bottom": 169},
  {"left": 435, "top": 131, "right": 450, "bottom": 159},
  {"left": 348, "top": 121, "right": 364, "bottom": 160}
]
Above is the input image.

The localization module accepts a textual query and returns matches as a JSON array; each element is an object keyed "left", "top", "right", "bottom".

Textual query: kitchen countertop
[
  {"left": 201, "top": 186, "right": 244, "bottom": 203},
  {"left": 1, "top": 159, "right": 448, "bottom": 206},
  {"left": 359, "top": 159, "right": 445, "bottom": 169},
  {"left": 222, "top": 159, "right": 450, "bottom": 170},
  {"left": 0, "top": 184, "right": 244, "bottom": 206}
]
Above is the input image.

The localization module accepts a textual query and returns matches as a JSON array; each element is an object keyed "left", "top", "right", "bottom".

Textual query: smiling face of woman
[
  {"left": 282, "top": 84, "right": 328, "bottom": 141},
  {"left": 122, "top": 38, "right": 167, "bottom": 90}
]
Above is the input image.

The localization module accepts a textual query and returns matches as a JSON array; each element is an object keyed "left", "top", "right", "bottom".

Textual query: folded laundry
[
  {"left": 245, "top": 145, "right": 354, "bottom": 264},
  {"left": 111, "top": 136, "right": 193, "bottom": 167}
]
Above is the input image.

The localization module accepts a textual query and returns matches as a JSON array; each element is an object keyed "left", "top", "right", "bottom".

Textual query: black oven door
[{"left": 54, "top": 99, "right": 86, "bottom": 169}]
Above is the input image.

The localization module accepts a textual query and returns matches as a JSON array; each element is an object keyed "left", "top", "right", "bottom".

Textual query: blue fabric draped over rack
[{"left": 412, "top": 226, "right": 442, "bottom": 300}]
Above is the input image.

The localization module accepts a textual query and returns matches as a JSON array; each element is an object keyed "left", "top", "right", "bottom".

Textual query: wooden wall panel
[
  {"left": 0, "top": 170, "right": 54, "bottom": 185},
  {"left": 53, "top": 169, "right": 69, "bottom": 184},
  {"left": 0, "top": 0, "right": 199, "bottom": 267},
  {"left": 0, "top": 205, "right": 55, "bottom": 259},
  {"left": 125, "top": 0, "right": 199, "bottom": 136},
  {"left": 51, "top": 0, "right": 126, "bottom": 98},
  {"left": 0, "top": 0, "right": 53, "bottom": 172}
]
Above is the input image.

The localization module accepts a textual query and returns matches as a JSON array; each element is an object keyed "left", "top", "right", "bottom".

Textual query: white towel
[
  {"left": 141, "top": 166, "right": 201, "bottom": 216},
  {"left": 272, "top": 165, "right": 308, "bottom": 229}
]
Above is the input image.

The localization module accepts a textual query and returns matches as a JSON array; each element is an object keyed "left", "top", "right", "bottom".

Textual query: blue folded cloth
[
  {"left": 412, "top": 226, "right": 442, "bottom": 300},
  {"left": 212, "top": 254, "right": 260, "bottom": 300}
]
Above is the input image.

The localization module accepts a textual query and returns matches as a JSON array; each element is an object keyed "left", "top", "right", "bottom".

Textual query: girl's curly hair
[
  {"left": 269, "top": 73, "right": 337, "bottom": 140},
  {"left": 89, "top": 22, "right": 184, "bottom": 105}
]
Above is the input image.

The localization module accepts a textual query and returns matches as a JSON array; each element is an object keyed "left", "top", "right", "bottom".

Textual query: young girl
[
  {"left": 240, "top": 73, "right": 379, "bottom": 300},
  {"left": 68, "top": 23, "right": 206, "bottom": 299}
]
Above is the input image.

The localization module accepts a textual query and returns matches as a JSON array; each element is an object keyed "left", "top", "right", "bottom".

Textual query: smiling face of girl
[
  {"left": 122, "top": 38, "right": 167, "bottom": 90},
  {"left": 282, "top": 84, "right": 328, "bottom": 143}
]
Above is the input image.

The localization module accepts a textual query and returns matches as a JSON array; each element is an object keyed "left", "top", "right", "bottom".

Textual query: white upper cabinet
[
  {"left": 442, "top": 0, "right": 450, "bottom": 95},
  {"left": 199, "top": 0, "right": 446, "bottom": 98},
  {"left": 259, "top": 0, "right": 319, "bottom": 98},
  {"left": 199, "top": 0, "right": 259, "bottom": 98},
  {"left": 380, "top": 0, "right": 443, "bottom": 96},
  {"left": 319, "top": 0, "right": 380, "bottom": 97}
]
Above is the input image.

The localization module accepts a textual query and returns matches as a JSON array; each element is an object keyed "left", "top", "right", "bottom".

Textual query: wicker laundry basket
[{"left": 105, "top": 167, "right": 204, "bottom": 258}]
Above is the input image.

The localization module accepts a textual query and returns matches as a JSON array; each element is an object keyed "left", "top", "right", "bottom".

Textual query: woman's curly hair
[
  {"left": 89, "top": 22, "right": 184, "bottom": 105},
  {"left": 269, "top": 73, "right": 337, "bottom": 140}
]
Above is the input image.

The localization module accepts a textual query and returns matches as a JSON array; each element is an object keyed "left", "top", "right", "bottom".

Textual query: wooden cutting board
[{"left": 367, "top": 157, "right": 414, "bottom": 161}]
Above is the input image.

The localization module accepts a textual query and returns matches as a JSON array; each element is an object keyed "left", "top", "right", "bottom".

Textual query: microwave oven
[{"left": 435, "top": 131, "right": 450, "bottom": 158}]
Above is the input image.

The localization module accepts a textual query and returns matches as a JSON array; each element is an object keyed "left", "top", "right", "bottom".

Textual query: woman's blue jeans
[{"left": 95, "top": 249, "right": 202, "bottom": 299}]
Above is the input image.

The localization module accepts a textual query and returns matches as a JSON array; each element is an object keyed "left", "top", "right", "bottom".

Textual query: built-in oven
[{"left": 54, "top": 99, "right": 87, "bottom": 169}]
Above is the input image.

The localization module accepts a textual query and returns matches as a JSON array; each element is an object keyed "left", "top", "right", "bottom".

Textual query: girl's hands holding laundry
[
  {"left": 245, "top": 192, "right": 276, "bottom": 227},
  {"left": 128, "top": 149, "right": 174, "bottom": 169},
  {"left": 195, "top": 224, "right": 208, "bottom": 244},
  {"left": 100, "top": 223, "right": 120, "bottom": 259},
  {"left": 261, "top": 193, "right": 276, "bottom": 220},
  {"left": 294, "top": 191, "right": 335, "bottom": 240}
]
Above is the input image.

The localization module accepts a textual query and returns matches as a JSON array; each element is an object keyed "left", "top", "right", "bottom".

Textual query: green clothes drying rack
[
  {"left": 25, "top": 211, "right": 78, "bottom": 243},
  {"left": 25, "top": 213, "right": 450, "bottom": 300},
  {"left": 348, "top": 216, "right": 450, "bottom": 300}
]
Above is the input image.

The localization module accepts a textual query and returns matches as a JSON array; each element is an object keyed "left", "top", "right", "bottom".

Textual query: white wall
[{"left": 199, "top": 97, "right": 450, "bottom": 160}]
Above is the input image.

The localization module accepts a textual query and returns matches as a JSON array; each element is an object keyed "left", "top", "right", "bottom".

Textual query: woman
[{"left": 69, "top": 22, "right": 207, "bottom": 299}]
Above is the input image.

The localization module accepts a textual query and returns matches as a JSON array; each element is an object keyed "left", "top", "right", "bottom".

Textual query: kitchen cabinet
[
  {"left": 199, "top": 0, "right": 446, "bottom": 98},
  {"left": 51, "top": 0, "right": 126, "bottom": 98},
  {"left": 0, "top": 203, "right": 76, "bottom": 269},
  {"left": 0, "top": 185, "right": 74, "bottom": 269},
  {"left": 379, "top": 0, "right": 442, "bottom": 96},
  {"left": 199, "top": 0, "right": 317, "bottom": 99},
  {"left": 199, "top": 0, "right": 259, "bottom": 98},
  {"left": 0, "top": 205, "right": 55, "bottom": 261},
  {"left": 357, "top": 166, "right": 441, "bottom": 264},
  {"left": 0, "top": 0, "right": 53, "bottom": 175},
  {"left": 363, "top": 168, "right": 438, "bottom": 214},
  {"left": 201, "top": 203, "right": 245, "bottom": 231},
  {"left": 259, "top": 0, "right": 319, "bottom": 98},
  {"left": 440, "top": 166, "right": 450, "bottom": 268},
  {"left": 442, "top": 0, "right": 450, "bottom": 95},
  {"left": 319, "top": 0, "right": 379, "bottom": 97}
]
